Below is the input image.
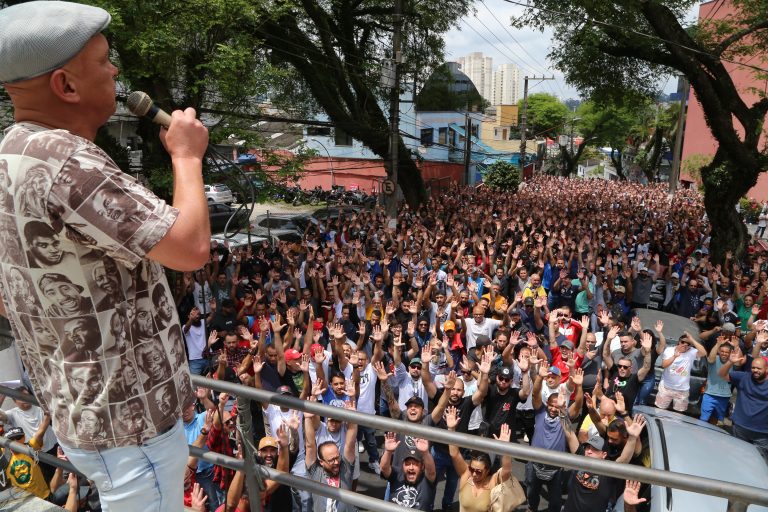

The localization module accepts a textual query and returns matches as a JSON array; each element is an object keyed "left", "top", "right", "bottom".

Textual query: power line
[{"left": 501, "top": 0, "right": 768, "bottom": 75}]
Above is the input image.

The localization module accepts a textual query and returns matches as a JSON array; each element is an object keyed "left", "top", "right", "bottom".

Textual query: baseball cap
[
  {"left": 258, "top": 436, "right": 279, "bottom": 450},
  {"left": 284, "top": 349, "right": 302, "bottom": 361},
  {"left": 615, "top": 285, "right": 626, "bottom": 293},
  {"left": 498, "top": 366, "right": 513, "bottom": 378},
  {"left": 671, "top": 272, "right": 680, "bottom": 279},
  {"left": 276, "top": 385, "right": 293, "bottom": 395},
  {"left": 409, "top": 357, "right": 422, "bottom": 367},
  {"left": 508, "top": 308, "right": 522, "bottom": 316},
  {"left": 4, "top": 427, "right": 24, "bottom": 440},
  {"left": 722, "top": 322, "right": 736, "bottom": 333},
  {"left": 443, "top": 320, "right": 456, "bottom": 332},
  {"left": 523, "top": 297, "right": 535, "bottom": 306},
  {"left": 310, "top": 343, "right": 324, "bottom": 355},
  {"left": 547, "top": 366, "right": 562, "bottom": 376},
  {"left": 0, "top": 1, "right": 111, "bottom": 84},
  {"left": 638, "top": 264, "right": 648, "bottom": 272},
  {"left": 560, "top": 340, "right": 575, "bottom": 351},
  {"left": 403, "top": 449, "right": 424, "bottom": 463},
  {"left": 585, "top": 433, "right": 605, "bottom": 451},
  {"left": 404, "top": 396, "right": 425, "bottom": 408}
]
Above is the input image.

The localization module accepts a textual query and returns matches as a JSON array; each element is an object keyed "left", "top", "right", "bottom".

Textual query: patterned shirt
[{"left": 0, "top": 123, "right": 193, "bottom": 450}]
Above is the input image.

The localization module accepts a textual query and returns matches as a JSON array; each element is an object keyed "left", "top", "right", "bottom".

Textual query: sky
[{"left": 443, "top": 0, "right": 701, "bottom": 101}]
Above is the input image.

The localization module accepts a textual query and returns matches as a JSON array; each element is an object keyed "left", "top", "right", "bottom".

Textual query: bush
[
  {"left": 739, "top": 197, "right": 762, "bottom": 223},
  {"left": 481, "top": 161, "right": 521, "bottom": 193}
]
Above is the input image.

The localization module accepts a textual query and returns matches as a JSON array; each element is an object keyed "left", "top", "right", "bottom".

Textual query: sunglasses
[
  {"left": 468, "top": 466, "right": 485, "bottom": 475},
  {"left": 617, "top": 364, "right": 631, "bottom": 369},
  {"left": 409, "top": 365, "right": 422, "bottom": 369},
  {"left": 461, "top": 370, "right": 472, "bottom": 375},
  {"left": 497, "top": 376, "right": 511, "bottom": 383}
]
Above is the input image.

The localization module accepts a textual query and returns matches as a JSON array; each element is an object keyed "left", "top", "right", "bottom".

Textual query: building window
[
  {"left": 438, "top": 127, "right": 448, "bottom": 145},
  {"left": 493, "top": 127, "right": 502, "bottom": 140},
  {"left": 420, "top": 128, "right": 434, "bottom": 146},
  {"left": 334, "top": 128, "right": 353, "bottom": 146}
]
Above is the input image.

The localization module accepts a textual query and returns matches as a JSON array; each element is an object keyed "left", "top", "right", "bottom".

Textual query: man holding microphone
[{"left": 0, "top": 1, "right": 209, "bottom": 510}]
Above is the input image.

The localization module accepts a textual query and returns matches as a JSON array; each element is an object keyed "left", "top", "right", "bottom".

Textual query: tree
[
  {"left": 522, "top": 93, "right": 570, "bottom": 137},
  {"left": 481, "top": 161, "right": 522, "bottom": 192},
  {"left": 245, "top": 0, "right": 472, "bottom": 208},
  {"left": 517, "top": 0, "right": 768, "bottom": 262}
]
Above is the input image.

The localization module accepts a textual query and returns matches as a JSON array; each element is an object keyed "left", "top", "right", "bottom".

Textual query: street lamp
[{"left": 308, "top": 138, "right": 334, "bottom": 189}]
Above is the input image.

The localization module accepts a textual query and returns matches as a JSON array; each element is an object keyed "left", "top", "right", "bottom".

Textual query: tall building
[
  {"left": 457, "top": 52, "right": 493, "bottom": 102},
  {"left": 492, "top": 63, "right": 521, "bottom": 105}
]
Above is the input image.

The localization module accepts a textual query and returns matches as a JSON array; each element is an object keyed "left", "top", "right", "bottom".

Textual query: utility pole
[
  {"left": 463, "top": 112, "right": 472, "bottom": 185},
  {"left": 669, "top": 75, "right": 688, "bottom": 195},
  {"left": 519, "top": 75, "right": 554, "bottom": 174},
  {"left": 385, "top": 0, "right": 402, "bottom": 221}
]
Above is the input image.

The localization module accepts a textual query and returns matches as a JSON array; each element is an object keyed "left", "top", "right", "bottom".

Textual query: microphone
[{"left": 126, "top": 91, "right": 172, "bottom": 128}]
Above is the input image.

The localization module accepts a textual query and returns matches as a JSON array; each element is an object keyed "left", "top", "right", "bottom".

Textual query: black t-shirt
[
  {"left": 563, "top": 470, "right": 617, "bottom": 512},
  {"left": 484, "top": 384, "right": 522, "bottom": 438},
  {"left": 387, "top": 467, "right": 436, "bottom": 511},
  {"left": 604, "top": 370, "right": 640, "bottom": 414},
  {"left": 392, "top": 416, "right": 431, "bottom": 469},
  {"left": 427, "top": 393, "right": 475, "bottom": 454}
]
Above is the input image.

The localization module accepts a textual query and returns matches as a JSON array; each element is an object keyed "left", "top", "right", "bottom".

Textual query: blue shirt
[
  {"left": 730, "top": 371, "right": 768, "bottom": 433},
  {"left": 184, "top": 412, "right": 212, "bottom": 472},
  {"left": 531, "top": 406, "right": 566, "bottom": 452},
  {"left": 705, "top": 358, "right": 731, "bottom": 398}
]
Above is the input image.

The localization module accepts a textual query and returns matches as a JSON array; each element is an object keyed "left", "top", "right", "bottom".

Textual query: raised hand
[
  {"left": 270, "top": 315, "right": 285, "bottom": 333},
  {"left": 311, "top": 378, "right": 327, "bottom": 397},
  {"left": 343, "top": 379, "right": 356, "bottom": 397},
  {"left": 445, "top": 370, "right": 457, "bottom": 390},
  {"left": 626, "top": 414, "right": 646, "bottom": 437},
  {"left": 494, "top": 423, "right": 512, "bottom": 443},
  {"left": 414, "top": 438, "right": 429, "bottom": 453},
  {"left": 421, "top": 345, "right": 433, "bottom": 365},
  {"left": 478, "top": 347, "right": 494, "bottom": 374},
  {"left": 384, "top": 432, "right": 400, "bottom": 452},
  {"left": 630, "top": 316, "right": 641, "bottom": 333},
  {"left": 276, "top": 423, "right": 290, "bottom": 447},
  {"left": 571, "top": 367, "right": 584, "bottom": 387},
  {"left": 640, "top": 332, "right": 653, "bottom": 352},
  {"left": 526, "top": 332, "right": 539, "bottom": 348},
  {"left": 252, "top": 355, "right": 265, "bottom": 374},
  {"left": 373, "top": 361, "right": 390, "bottom": 381},
  {"left": 349, "top": 350, "right": 360, "bottom": 367},
  {"left": 654, "top": 319, "right": 664, "bottom": 333},
  {"left": 445, "top": 406, "right": 460, "bottom": 430},
  {"left": 300, "top": 353, "right": 311, "bottom": 373},
  {"left": 615, "top": 392, "right": 627, "bottom": 415},
  {"left": 623, "top": 480, "right": 647, "bottom": 506},
  {"left": 208, "top": 329, "right": 219, "bottom": 346},
  {"left": 190, "top": 482, "right": 208, "bottom": 512},
  {"left": 607, "top": 325, "right": 620, "bottom": 341},
  {"left": 287, "top": 410, "right": 301, "bottom": 431}
]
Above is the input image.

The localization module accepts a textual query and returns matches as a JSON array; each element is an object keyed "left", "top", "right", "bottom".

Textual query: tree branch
[{"left": 715, "top": 19, "right": 768, "bottom": 55}]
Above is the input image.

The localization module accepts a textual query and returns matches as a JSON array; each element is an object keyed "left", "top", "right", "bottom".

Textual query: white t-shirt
[
  {"left": 427, "top": 302, "right": 452, "bottom": 332},
  {"left": 357, "top": 364, "right": 378, "bottom": 414},
  {"left": 263, "top": 404, "right": 306, "bottom": 476},
  {"left": 184, "top": 319, "right": 207, "bottom": 361},
  {"left": 394, "top": 363, "right": 429, "bottom": 412},
  {"left": 660, "top": 346, "right": 698, "bottom": 391},
  {"left": 466, "top": 318, "right": 502, "bottom": 350},
  {"left": 5, "top": 406, "right": 58, "bottom": 452},
  {"left": 193, "top": 281, "right": 212, "bottom": 315}
]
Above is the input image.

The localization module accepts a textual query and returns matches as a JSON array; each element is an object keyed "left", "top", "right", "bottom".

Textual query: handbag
[{"left": 489, "top": 469, "right": 526, "bottom": 512}]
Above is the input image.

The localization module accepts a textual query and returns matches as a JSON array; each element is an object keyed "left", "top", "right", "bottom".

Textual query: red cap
[
  {"left": 313, "top": 320, "right": 324, "bottom": 330},
  {"left": 284, "top": 348, "right": 302, "bottom": 361},
  {"left": 310, "top": 343, "right": 324, "bottom": 355}
]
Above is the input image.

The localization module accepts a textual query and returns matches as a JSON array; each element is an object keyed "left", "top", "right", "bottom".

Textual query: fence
[{"left": 1, "top": 377, "right": 767, "bottom": 512}]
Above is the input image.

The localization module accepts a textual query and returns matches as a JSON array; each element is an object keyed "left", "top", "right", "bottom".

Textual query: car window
[{"left": 258, "top": 218, "right": 290, "bottom": 228}]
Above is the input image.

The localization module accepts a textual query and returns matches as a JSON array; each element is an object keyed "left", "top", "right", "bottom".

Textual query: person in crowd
[
  {"left": 700, "top": 336, "right": 736, "bottom": 425},
  {"left": 719, "top": 346, "right": 768, "bottom": 462},
  {"left": 379, "top": 432, "right": 436, "bottom": 510},
  {"left": 1, "top": 416, "right": 52, "bottom": 500},
  {"left": 655, "top": 333, "right": 707, "bottom": 412}
]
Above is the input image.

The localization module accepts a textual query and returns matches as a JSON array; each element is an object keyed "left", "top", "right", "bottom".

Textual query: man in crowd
[{"left": 380, "top": 433, "right": 436, "bottom": 510}]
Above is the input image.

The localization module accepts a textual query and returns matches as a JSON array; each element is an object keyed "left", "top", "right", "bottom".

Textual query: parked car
[
  {"left": 205, "top": 183, "right": 234, "bottom": 205},
  {"left": 210, "top": 232, "right": 270, "bottom": 252},
  {"left": 634, "top": 309, "right": 708, "bottom": 417},
  {"left": 612, "top": 405, "right": 768, "bottom": 511},
  {"left": 208, "top": 202, "right": 249, "bottom": 234},
  {"left": 249, "top": 213, "right": 317, "bottom": 240},
  {"left": 311, "top": 205, "right": 363, "bottom": 222},
  {"left": 597, "top": 310, "right": 707, "bottom": 417}
]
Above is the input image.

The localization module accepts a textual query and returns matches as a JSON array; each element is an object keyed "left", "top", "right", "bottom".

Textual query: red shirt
[
  {"left": 557, "top": 320, "right": 582, "bottom": 344},
  {"left": 550, "top": 345, "right": 584, "bottom": 381}
]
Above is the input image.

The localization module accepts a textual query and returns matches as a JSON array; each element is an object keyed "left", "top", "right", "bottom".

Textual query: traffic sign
[{"left": 382, "top": 179, "right": 396, "bottom": 195}]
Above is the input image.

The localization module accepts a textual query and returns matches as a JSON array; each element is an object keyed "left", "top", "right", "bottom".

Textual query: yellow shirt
[
  {"left": 522, "top": 285, "right": 546, "bottom": 299},
  {"left": 4, "top": 436, "right": 50, "bottom": 500}
]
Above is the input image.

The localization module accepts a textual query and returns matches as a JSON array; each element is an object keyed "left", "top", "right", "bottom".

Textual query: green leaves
[{"left": 481, "top": 161, "right": 521, "bottom": 192}]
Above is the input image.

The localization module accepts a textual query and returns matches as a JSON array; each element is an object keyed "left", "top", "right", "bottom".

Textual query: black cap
[
  {"left": 4, "top": 427, "right": 24, "bottom": 440},
  {"left": 404, "top": 396, "right": 425, "bottom": 408},
  {"left": 523, "top": 297, "right": 534, "bottom": 306},
  {"left": 498, "top": 366, "right": 513, "bottom": 378},
  {"left": 404, "top": 449, "right": 424, "bottom": 463}
]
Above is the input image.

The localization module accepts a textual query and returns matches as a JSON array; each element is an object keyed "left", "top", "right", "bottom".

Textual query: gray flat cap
[{"left": 0, "top": 1, "right": 111, "bottom": 84}]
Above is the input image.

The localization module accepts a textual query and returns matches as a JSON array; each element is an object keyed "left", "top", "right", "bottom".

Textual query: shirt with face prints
[{"left": 0, "top": 123, "right": 193, "bottom": 450}]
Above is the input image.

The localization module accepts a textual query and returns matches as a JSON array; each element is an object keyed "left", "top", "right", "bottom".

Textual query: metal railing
[{"left": 2, "top": 378, "right": 768, "bottom": 512}]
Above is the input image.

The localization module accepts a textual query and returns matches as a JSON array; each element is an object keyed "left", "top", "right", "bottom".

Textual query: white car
[
  {"left": 613, "top": 406, "right": 768, "bottom": 511},
  {"left": 204, "top": 183, "right": 234, "bottom": 205}
]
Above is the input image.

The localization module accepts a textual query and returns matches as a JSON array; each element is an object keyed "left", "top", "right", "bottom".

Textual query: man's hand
[
  {"left": 414, "top": 438, "right": 429, "bottom": 453},
  {"left": 640, "top": 332, "right": 653, "bottom": 353},
  {"left": 626, "top": 414, "right": 646, "bottom": 437},
  {"left": 252, "top": 355, "right": 264, "bottom": 374},
  {"left": 623, "top": 480, "right": 647, "bottom": 506},
  {"left": 571, "top": 367, "right": 584, "bottom": 387},
  {"left": 276, "top": 423, "right": 290, "bottom": 447},
  {"left": 421, "top": 345, "right": 434, "bottom": 365},
  {"left": 494, "top": 423, "right": 512, "bottom": 443},
  {"left": 373, "top": 361, "right": 390, "bottom": 382},
  {"left": 384, "top": 432, "right": 400, "bottom": 452},
  {"left": 445, "top": 406, "right": 460, "bottom": 430}
]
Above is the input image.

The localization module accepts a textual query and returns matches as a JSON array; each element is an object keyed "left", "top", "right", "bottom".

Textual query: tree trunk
[
  {"left": 609, "top": 149, "right": 625, "bottom": 180},
  {"left": 700, "top": 157, "right": 754, "bottom": 263}
]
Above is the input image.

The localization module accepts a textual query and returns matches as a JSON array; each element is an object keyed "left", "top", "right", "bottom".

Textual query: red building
[{"left": 681, "top": 0, "right": 768, "bottom": 200}]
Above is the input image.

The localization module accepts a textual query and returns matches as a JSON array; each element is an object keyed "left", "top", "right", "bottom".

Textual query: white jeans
[{"left": 62, "top": 420, "right": 187, "bottom": 512}]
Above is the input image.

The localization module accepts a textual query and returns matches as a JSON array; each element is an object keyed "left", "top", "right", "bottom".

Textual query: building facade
[
  {"left": 457, "top": 52, "right": 494, "bottom": 102},
  {"left": 492, "top": 64, "right": 521, "bottom": 106}
]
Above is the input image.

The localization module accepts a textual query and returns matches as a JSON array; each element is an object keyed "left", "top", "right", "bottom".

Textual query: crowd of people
[{"left": 3, "top": 176, "right": 768, "bottom": 512}]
